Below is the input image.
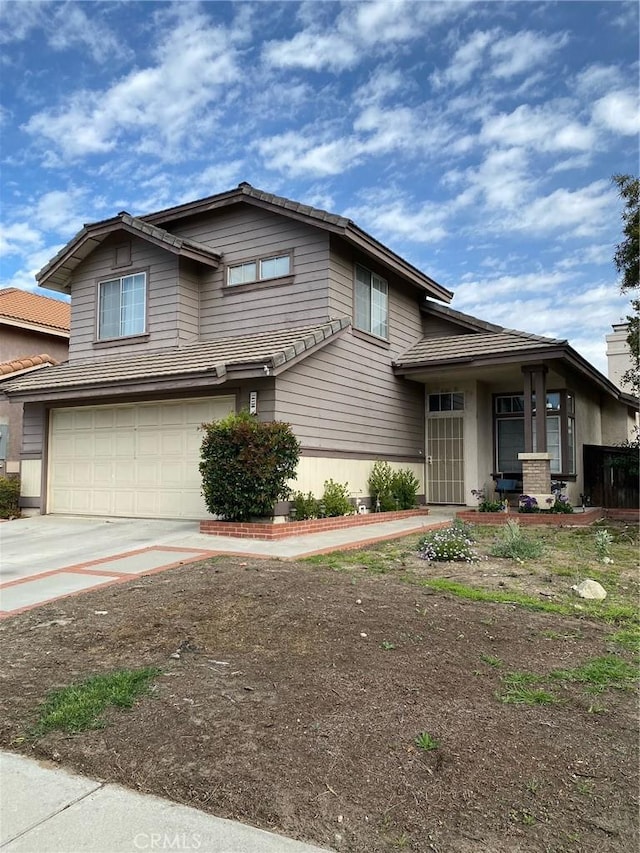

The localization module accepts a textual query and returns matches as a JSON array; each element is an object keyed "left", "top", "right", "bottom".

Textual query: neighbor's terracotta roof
[
  {"left": 1, "top": 319, "right": 350, "bottom": 397},
  {"left": 0, "top": 288, "right": 70, "bottom": 334},
  {"left": 394, "top": 329, "right": 565, "bottom": 367},
  {"left": 0, "top": 354, "right": 59, "bottom": 376}
]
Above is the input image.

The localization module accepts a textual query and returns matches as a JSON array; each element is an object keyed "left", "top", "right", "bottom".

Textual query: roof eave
[
  {"left": 0, "top": 316, "right": 70, "bottom": 338},
  {"left": 345, "top": 225, "right": 452, "bottom": 303},
  {"left": 36, "top": 218, "right": 221, "bottom": 292}
]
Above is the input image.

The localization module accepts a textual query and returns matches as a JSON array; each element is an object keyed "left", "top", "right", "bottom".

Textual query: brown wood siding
[
  {"left": 422, "top": 315, "right": 476, "bottom": 337},
  {"left": 177, "top": 259, "right": 200, "bottom": 344},
  {"left": 170, "top": 207, "right": 331, "bottom": 337},
  {"left": 327, "top": 237, "right": 425, "bottom": 355},
  {"left": 68, "top": 235, "right": 180, "bottom": 360},
  {"left": 275, "top": 264, "right": 425, "bottom": 457},
  {"left": 21, "top": 402, "right": 45, "bottom": 455}
]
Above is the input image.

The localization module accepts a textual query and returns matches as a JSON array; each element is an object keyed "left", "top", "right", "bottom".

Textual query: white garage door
[{"left": 48, "top": 396, "right": 235, "bottom": 519}]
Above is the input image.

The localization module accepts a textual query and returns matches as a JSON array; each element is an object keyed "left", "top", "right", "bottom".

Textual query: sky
[{"left": 1, "top": 0, "right": 638, "bottom": 375}]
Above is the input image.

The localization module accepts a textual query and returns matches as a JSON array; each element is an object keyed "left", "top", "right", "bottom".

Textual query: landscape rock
[{"left": 571, "top": 579, "right": 607, "bottom": 600}]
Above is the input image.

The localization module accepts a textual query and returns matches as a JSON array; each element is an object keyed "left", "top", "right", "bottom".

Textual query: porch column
[
  {"left": 521, "top": 364, "right": 548, "bottom": 452},
  {"left": 518, "top": 452, "right": 553, "bottom": 506}
]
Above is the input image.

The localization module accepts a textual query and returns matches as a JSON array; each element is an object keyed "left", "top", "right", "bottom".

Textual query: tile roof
[
  {"left": 0, "top": 354, "right": 59, "bottom": 376},
  {"left": 1, "top": 319, "right": 350, "bottom": 395},
  {"left": 37, "top": 214, "right": 221, "bottom": 292},
  {"left": 395, "top": 329, "right": 566, "bottom": 367},
  {"left": 0, "top": 288, "right": 70, "bottom": 333}
]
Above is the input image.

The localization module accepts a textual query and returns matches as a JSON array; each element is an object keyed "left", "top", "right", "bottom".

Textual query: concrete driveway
[
  {"left": 0, "top": 510, "right": 455, "bottom": 617},
  {"left": 0, "top": 516, "right": 216, "bottom": 617}
]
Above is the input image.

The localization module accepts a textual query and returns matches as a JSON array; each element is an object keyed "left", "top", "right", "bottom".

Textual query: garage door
[{"left": 48, "top": 397, "right": 235, "bottom": 518}]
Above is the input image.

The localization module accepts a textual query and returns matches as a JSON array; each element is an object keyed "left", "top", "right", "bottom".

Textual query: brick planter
[
  {"left": 200, "top": 508, "right": 431, "bottom": 540},
  {"left": 456, "top": 508, "right": 604, "bottom": 527}
]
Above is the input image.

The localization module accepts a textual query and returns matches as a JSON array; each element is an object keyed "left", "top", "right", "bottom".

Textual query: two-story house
[
  {"left": 1, "top": 184, "right": 636, "bottom": 518},
  {"left": 0, "top": 288, "right": 70, "bottom": 482}
]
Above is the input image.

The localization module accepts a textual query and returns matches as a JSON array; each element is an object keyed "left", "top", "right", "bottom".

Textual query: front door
[{"left": 426, "top": 415, "right": 465, "bottom": 504}]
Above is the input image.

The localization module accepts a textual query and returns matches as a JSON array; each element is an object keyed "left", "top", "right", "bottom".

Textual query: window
[
  {"left": 428, "top": 392, "right": 464, "bottom": 412},
  {"left": 355, "top": 264, "right": 388, "bottom": 339},
  {"left": 98, "top": 272, "right": 146, "bottom": 340},
  {"left": 227, "top": 253, "right": 290, "bottom": 286},
  {"left": 494, "top": 391, "right": 575, "bottom": 475}
]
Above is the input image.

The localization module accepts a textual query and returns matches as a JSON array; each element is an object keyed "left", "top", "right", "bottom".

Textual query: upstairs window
[
  {"left": 355, "top": 264, "right": 388, "bottom": 339},
  {"left": 98, "top": 272, "right": 146, "bottom": 340},
  {"left": 227, "top": 253, "right": 290, "bottom": 286}
]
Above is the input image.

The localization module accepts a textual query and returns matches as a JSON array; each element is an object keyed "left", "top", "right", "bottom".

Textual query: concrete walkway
[
  {"left": 0, "top": 751, "right": 330, "bottom": 852},
  {"left": 0, "top": 510, "right": 455, "bottom": 617}
]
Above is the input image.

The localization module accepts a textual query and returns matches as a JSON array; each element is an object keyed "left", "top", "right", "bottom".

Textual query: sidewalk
[{"left": 0, "top": 751, "right": 330, "bottom": 853}]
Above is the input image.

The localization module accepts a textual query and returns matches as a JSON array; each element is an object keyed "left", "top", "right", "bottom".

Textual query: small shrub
[
  {"left": 548, "top": 496, "right": 574, "bottom": 514},
  {"left": 200, "top": 411, "right": 300, "bottom": 521},
  {"left": 321, "top": 479, "right": 353, "bottom": 517},
  {"left": 471, "top": 487, "right": 503, "bottom": 512},
  {"left": 450, "top": 517, "right": 475, "bottom": 540},
  {"left": 392, "top": 468, "right": 420, "bottom": 509},
  {"left": 490, "top": 520, "right": 544, "bottom": 560},
  {"left": 290, "top": 491, "right": 319, "bottom": 521},
  {"left": 367, "top": 460, "right": 396, "bottom": 511},
  {"left": 594, "top": 529, "right": 614, "bottom": 562},
  {"left": 417, "top": 525, "right": 477, "bottom": 562},
  {"left": 0, "top": 476, "right": 20, "bottom": 519},
  {"left": 518, "top": 495, "right": 540, "bottom": 513}
]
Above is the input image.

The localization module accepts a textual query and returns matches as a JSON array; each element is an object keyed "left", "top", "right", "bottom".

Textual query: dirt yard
[{"left": 0, "top": 524, "right": 638, "bottom": 853}]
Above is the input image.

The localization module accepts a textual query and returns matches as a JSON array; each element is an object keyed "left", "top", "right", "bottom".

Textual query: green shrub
[
  {"left": 290, "top": 491, "right": 319, "bottom": 521},
  {"left": 0, "top": 476, "right": 20, "bottom": 519},
  {"left": 548, "top": 497, "right": 574, "bottom": 513},
  {"left": 368, "top": 461, "right": 420, "bottom": 511},
  {"left": 392, "top": 468, "right": 420, "bottom": 509},
  {"left": 470, "top": 488, "right": 504, "bottom": 512},
  {"left": 490, "top": 520, "right": 544, "bottom": 560},
  {"left": 417, "top": 524, "right": 477, "bottom": 562},
  {"left": 199, "top": 410, "right": 300, "bottom": 521},
  {"left": 321, "top": 479, "right": 353, "bottom": 517},
  {"left": 368, "top": 460, "right": 396, "bottom": 511}
]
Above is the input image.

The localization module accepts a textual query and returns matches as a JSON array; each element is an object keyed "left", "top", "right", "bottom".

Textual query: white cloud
[
  {"left": 0, "top": 0, "right": 46, "bottom": 44},
  {"left": 575, "top": 63, "right": 625, "bottom": 97},
  {"left": 345, "top": 193, "right": 448, "bottom": 244},
  {"left": 431, "top": 29, "right": 496, "bottom": 89},
  {"left": 0, "top": 0, "right": 127, "bottom": 64},
  {"left": 450, "top": 147, "right": 532, "bottom": 211},
  {"left": 489, "top": 30, "right": 568, "bottom": 79},
  {"left": 354, "top": 67, "right": 407, "bottom": 107},
  {"left": 48, "top": 3, "right": 131, "bottom": 63},
  {"left": 0, "top": 222, "right": 42, "bottom": 255},
  {"left": 0, "top": 242, "right": 66, "bottom": 292},
  {"left": 262, "top": 30, "right": 358, "bottom": 72},
  {"left": 592, "top": 90, "right": 640, "bottom": 135},
  {"left": 23, "top": 14, "right": 242, "bottom": 162},
  {"left": 257, "top": 131, "right": 360, "bottom": 177},
  {"left": 512, "top": 180, "right": 617, "bottom": 237},
  {"left": 264, "top": 0, "right": 466, "bottom": 72},
  {"left": 32, "top": 188, "right": 88, "bottom": 234},
  {"left": 481, "top": 103, "right": 595, "bottom": 153}
]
